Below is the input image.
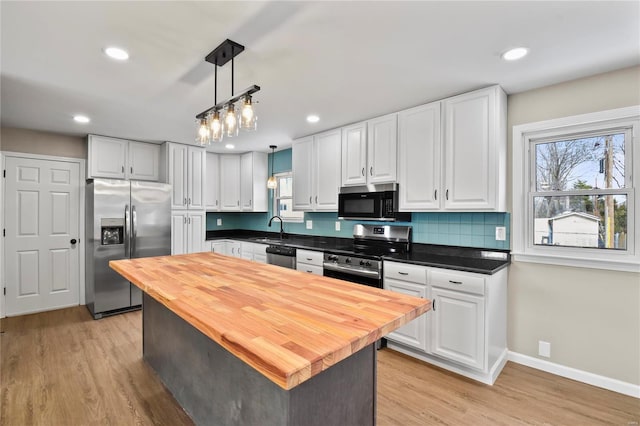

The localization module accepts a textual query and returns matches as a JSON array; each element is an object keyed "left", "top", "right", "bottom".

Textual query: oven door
[
  {"left": 338, "top": 191, "right": 384, "bottom": 220},
  {"left": 323, "top": 266, "right": 382, "bottom": 288}
]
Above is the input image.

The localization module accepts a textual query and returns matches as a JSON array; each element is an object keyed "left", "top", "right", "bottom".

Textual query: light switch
[
  {"left": 217, "top": 218, "right": 222, "bottom": 226},
  {"left": 306, "top": 220, "right": 313, "bottom": 230},
  {"left": 335, "top": 221, "right": 341, "bottom": 231},
  {"left": 495, "top": 226, "right": 506, "bottom": 241}
]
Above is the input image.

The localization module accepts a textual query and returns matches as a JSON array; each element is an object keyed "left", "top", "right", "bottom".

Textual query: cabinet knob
[
  {"left": 130, "top": 166, "right": 133, "bottom": 174},
  {"left": 122, "top": 165, "right": 125, "bottom": 173},
  {"left": 370, "top": 166, "right": 373, "bottom": 176}
]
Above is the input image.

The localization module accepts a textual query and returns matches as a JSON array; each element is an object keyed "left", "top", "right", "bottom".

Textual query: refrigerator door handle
[
  {"left": 124, "top": 204, "right": 130, "bottom": 258},
  {"left": 131, "top": 205, "right": 137, "bottom": 258}
]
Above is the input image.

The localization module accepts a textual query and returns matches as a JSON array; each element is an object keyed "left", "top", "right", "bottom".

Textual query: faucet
[{"left": 268, "top": 215, "right": 284, "bottom": 239}]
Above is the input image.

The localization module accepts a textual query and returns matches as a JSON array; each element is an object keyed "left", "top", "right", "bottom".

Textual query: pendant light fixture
[
  {"left": 196, "top": 39, "right": 260, "bottom": 144},
  {"left": 267, "top": 145, "right": 278, "bottom": 189}
]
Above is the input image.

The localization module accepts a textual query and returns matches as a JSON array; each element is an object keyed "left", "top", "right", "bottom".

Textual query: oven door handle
[{"left": 323, "top": 263, "right": 381, "bottom": 279}]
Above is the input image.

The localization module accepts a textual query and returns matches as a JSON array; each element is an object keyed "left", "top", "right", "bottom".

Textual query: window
[
  {"left": 272, "top": 172, "right": 304, "bottom": 222},
  {"left": 513, "top": 106, "right": 639, "bottom": 271}
]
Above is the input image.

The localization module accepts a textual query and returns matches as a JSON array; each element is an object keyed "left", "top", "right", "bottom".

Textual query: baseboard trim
[{"left": 508, "top": 351, "right": 640, "bottom": 399}]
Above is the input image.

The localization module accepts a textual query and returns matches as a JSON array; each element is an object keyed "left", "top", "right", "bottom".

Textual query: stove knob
[
  {"left": 359, "top": 260, "right": 365, "bottom": 266},
  {"left": 345, "top": 258, "right": 351, "bottom": 264},
  {"left": 328, "top": 255, "right": 338, "bottom": 261},
  {"left": 365, "top": 261, "right": 372, "bottom": 267}
]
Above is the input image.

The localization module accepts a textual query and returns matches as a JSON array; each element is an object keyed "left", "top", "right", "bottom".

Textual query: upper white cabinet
[
  {"left": 161, "top": 142, "right": 206, "bottom": 210},
  {"left": 205, "top": 152, "right": 220, "bottom": 211},
  {"left": 88, "top": 135, "right": 160, "bottom": 181},
  {"left": 341, "top": 113, "right": 398, "bottom": 187},
  {"left": 397, "top": 85, "right": 506, "bottom": 212},
  {"left": 219, "top": 154, "right": 241, "bottom": 211},
  {"left": 442, "top": 86, "right": 506, "bottom": 211},
  {"left": 292, "top": 129, "right": 342, "bottom": 211},
  {"left": 240, "top": 152, "right": 268, "bottom": 212},
  {"left": 398, "top": 102, "right": 442, "bottom": 210}
]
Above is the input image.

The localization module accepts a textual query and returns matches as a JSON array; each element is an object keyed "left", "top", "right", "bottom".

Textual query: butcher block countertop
[{"left": 110, "top": 252, "right": 430, "bottom": 390}]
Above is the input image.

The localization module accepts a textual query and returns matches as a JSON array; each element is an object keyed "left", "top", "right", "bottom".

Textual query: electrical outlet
[
  {"left": 495, "top": 226, "right": 506, "bottom": 241},
  {"left": 306, "top": 220, "right": 313, "bottom": 230},
  {"left": 335, "top": 221, "right": 341, "bottom": 231},
  {"left": 538, "top": 340, "right": 551, "bottom": 358},
  {"left": 216, "top": 218, "right": 222, "bottom": 226}
]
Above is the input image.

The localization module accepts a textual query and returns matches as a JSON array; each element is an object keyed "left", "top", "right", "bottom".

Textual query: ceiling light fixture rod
[{"left": 196, "top": 85, "right": 261, "bottom": 119}]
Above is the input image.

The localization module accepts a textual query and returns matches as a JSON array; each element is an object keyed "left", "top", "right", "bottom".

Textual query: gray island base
[{"left": 143, "top": 294, "right": 376, "bottom": 426}]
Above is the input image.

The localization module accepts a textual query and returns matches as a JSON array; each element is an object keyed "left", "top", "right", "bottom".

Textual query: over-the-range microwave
[{"left": 338, "top": 183, "right": 411, "bottom": 222}]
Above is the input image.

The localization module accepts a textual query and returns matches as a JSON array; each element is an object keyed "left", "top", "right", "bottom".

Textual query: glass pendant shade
[
  {"left": 240, "top": 95, "right": 257, "bottom": 131},
  {"left": 267, "top": 175, "right": 277, "bottom": 189},
  {"left": 209, "top": 110, "right": 223, "bottom": 142},
  {"left": 196, "top": 118, "right": 210, "bottom": 145},
  {"left": 224, "top": 103, "right": 239, "bottom": 137}
]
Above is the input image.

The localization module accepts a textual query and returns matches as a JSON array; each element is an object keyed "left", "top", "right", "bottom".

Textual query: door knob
[{"left": 70, "top": 239, "right": 77, "bottom": 245}]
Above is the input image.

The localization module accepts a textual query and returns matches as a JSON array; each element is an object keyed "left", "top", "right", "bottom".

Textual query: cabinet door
[
  {"left": 187, "top": 212, "right": 205, "bottom": 253},
  {"left": 398, "top": 102, "right": 441, "bottom": 210},
  {"left": 367, "top": 114, "right": 397, "bottom": 184},
  {"left": 128, "top": 141, "right": 160, "bottom": 181},
  {"left": 211, "top": 241, "right": 226, "bottom": 254},
  {"left": 88, "top": 135, "right": 127, "bottom": 179},
  {"left": 205, "top": 153, "right": 220, "bottom": 210},
  {"left": 314, "top": 129, "right": 341, "bottom": 210},
  {"left": 219, "top": 155, "right": 241, "bottom": 211},
  {"left": 292, "top": 136, "right": 314, "bottom": 210},
  {"left": 443, "top": 87, "right": 496, "bottom": 210},
  {"left": 240, "top": 152, "right": 254, "bottom": 210},
  {"left": 168, "top": 143, "right": 188, "bottom": 209},
  {"left": 384, "top": 278, "right": 428, "bottom": 352},
  {"left": 431, "top": 286, "right": 485, "bottom": 370},
  {"left": 170, "top": 212, "right": 187, "bottom": 255},
  {"left": 341, "top": 122, "right": 367, "bottom": 186},
  {"left": 187, "top": 147, "right": 206, "bottom": 210},
  {"left": 227, "top": 241, "right": 242, "bottom": 258}
]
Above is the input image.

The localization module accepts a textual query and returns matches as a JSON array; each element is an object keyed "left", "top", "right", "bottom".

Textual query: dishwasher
[{"left": 265, "top": 245, "right": 297, "bottom": 269}]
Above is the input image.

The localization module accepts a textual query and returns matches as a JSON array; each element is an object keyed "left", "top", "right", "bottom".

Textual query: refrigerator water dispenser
[{"left": 101, "top": 218, "right": 124, "bottom": 245}]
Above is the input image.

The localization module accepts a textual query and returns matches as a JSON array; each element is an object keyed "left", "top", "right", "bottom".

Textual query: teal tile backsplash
[{"left": 206, "top": 148, "right": 510, "bottom": 250}]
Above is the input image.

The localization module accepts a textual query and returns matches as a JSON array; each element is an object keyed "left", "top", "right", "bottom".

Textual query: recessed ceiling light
[
  {"left": 104, "top": 46, "right": 129, "bottom": 61},
  {"left": 306, "top": 115, "right": 320, "bottom": 123},
  {"left": 225, "top": 144, "right": 235, "bottom": 149},
  {"left": 73, "top": 115, "right": 90, "bottom": 124},
  {"left": 502, "top": 47, "right": 528, "bottom": 61}
]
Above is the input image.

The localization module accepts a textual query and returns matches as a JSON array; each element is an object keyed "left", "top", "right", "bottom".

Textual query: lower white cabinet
[
  {"left": 383, "top": 261, "right": 508, "bottom": 385},
  {"left": 296, "top": 249, "right": 324, "bottom": 275},
  {"left": 207, "top": 240, "right": 266, "bottom": 262},
  {"left": 171, "top": 211, "right": 205, "bottom": 255}
]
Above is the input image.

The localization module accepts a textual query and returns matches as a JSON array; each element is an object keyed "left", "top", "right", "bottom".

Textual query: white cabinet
[
  {"left": 292, "top": 129, "right": 341, "bottom": 211},
  {"left": 219, "top": 155, "right": 241, "bottom": 211},
  {"left": 209, "top": 241, "right": 227, "bottom": 254},
  {"left": 442, "top": 85, "right": 506, "bottom": 211},
  {"left": 162, "top": 143, "right": 206, "bottom": 210},
  {"left": 398, "top": 102, "right": 442, "bottom": 210},
  {"left": 171, "top": 211, "right": 205, "bottom": 255},
  {"left": 236, "top": 241, "right": 267, "bottom": 263},
  {"left": 296, "top": 249, "right": 324, "bottom": 275},
  {"left": 88, "top": 135, "right": 160, "bottom": 181},
  {"left": 240, "top": 152, "right": 268, "bottom": 212},
  {"left": 205, "top": 152, "right": 220, "bottom": 211},
  {"left": 226, "top": 240, "right": 242, "bottom": 257},
  {"left": 383, "top": 262, "right": 429, "bottom": 352},
  {"left": 341, "top": 114, "right": 398, "bottom": 187}
]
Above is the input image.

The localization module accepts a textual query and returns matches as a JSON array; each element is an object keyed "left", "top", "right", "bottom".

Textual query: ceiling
[{"left": 1, "top": 1, "right": 639, "bottom": 154}]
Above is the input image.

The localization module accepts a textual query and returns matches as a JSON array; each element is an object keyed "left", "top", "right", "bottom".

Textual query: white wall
[{"left": 507, "top": 65, "right": 640, "bottom": 385}]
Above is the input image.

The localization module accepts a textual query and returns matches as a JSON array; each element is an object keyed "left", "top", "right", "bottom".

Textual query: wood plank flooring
[{"left": 1, "top": 306, "right": 638, "bottom": 425}]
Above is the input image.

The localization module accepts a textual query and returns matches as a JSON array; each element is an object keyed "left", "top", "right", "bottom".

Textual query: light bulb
[
  {"left": 267, "top": 175, "right": 277, "bottom": 189},
  {"left": 225, "top": 103, "right": 238, "bottom": 137},
  {"left": 209, "top": 110, "right": 223, "bottom": 142},
  {"left": 240, "top": 95, "right": 257, "bottom": 131},
  {"left": 196, "top": 118, "right": 210, "bottom": 145}
]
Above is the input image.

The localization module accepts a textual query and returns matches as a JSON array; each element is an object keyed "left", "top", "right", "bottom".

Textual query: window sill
[{"left": 512, "top": 252, "right": 640, "bottom": 273}]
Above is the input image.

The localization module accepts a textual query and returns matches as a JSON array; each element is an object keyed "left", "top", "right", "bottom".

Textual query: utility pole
[{"left": 604, "top": 135, "right": 614, "bottom": 248}]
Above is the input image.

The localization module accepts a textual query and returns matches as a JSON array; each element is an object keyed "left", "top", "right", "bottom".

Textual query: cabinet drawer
[
  {"left": 296, "top": 249, "right": 324, "bottom": 267},
  {"left": 296, "top": 263, "right": 324, "bottom": 275},
  {"left": 383, "top": 261, "right": 427, "bottom": 284},
  {"left": 430, "top": 269, "right": 485, "bottom": 296}
]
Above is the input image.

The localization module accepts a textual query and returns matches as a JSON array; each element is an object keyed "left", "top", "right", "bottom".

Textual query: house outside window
[
  {"left": 512, "top": 106, "right": 640, "bottom": 271},
  {"left": 273, "top": 172, "right": 304, "bottom": 222}
]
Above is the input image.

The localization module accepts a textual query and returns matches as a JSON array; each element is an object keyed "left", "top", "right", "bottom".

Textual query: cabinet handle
[
  {"left": 446, "top": 189, "right": 449, "bottom": 200},
  {"left": 130, "top": 166, "right": 133, "bottom": 174},
  {"left": 309, "top": 196, "right": 312, "bottom": 204},
  {"left": 306, "top": 270, "right": 312, "bottom": 273},
  {"left": 449, "top": 280, "right": 463, "bottom": 285},
  {"left": 188, "top": 198, "right": 191, "bottom": 205},
  {"left": 184, "top": 198, "right": 187, "bottom": 205},
  {"left": 237, "top": 200, "right": 240, "bottom": 206},
  {"left": 434, "top": 189, "right": 437, "bottom": 200},
  {"left": 122, "top": 165, "right": 125, "bottom": 173},
  {"left": 398, "top": 271, "right": 408, "bottom": 275},
  {"left": 183, "top": 216, "right": 186, "bottom": 224},
  {"left": 370, "top": 166, "right": 373, "bottom": 176},
  {"left": 249, "top": 199, "right": 252, "bottom": 206},
  {"left": 432, "top": 299, "right": 436, "bottom": 311},
  {"left": 315, "top": 196, "right": 317, "bottom": 203},
  {"left": 361, "top": 167, "right": 365, "bottom": 176},
  {"left": 306, "top": 258, "right": 313, "bottom": 261},
  {"left": 216, "top": 200, "right": 218, "bottom": 206}
]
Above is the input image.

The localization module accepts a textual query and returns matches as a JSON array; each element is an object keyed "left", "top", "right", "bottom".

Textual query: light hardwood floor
[{"left": 1, "top": 306, "right": 638, "bottom": 425}]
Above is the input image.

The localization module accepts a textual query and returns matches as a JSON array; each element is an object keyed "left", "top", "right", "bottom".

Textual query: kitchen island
[{"left": 110, "top": 252, "right": 430, "bottom": 425}]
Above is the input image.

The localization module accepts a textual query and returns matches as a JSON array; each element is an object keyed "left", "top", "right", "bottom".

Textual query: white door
[
  {"left": 292, "top": 136, "right": 314, "bottom": 210},
  {"left": 128, "top": 141, "right": 160, "bottom": 181},
  {"left": 168, "top": 143, "right": 188, "bottom": 210},
  {"left": 240, "top": 152, "right": 254, "bottom": 210},
  {"left": 314, "top": 129, "right": 341, "bottom": 210},
  {"left": 205, "top": 152, "right": 220, "bottom": 210},
  {"left": 341, "top": 122, "right": 367, "bottom": 186},
  {"left": 88, "top": 135, "right": 127, "bottom": 179},
  {"left": 171, "top": 212, "right": 187, "bottom": 255},
  {"left": 384, "top": 278, "right": 428, "bottom": 351},
  {"left": 187, "top": 212, "right": 205, "bottom": 253},
  {"left": 367, "top": 113, "right": 397, "bottom": 184},
  {"left": 4, "top": 156, "right": 81, "bottom": 315},
  {"left": 219, "top": 155, "right": 241, "bottom": 211},
  {"left": 187, "top": 147, "right": 206, "bottom": 210}
]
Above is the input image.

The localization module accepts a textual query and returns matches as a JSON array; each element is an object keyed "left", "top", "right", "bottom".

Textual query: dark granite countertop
[{"left": 206, "top": 230, "right": 510, "bottom": 275}]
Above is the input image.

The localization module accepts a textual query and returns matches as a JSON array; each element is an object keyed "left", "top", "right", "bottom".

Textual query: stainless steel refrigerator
[{"left": 85, "top": 179, "right": 171, "bottom": 319}]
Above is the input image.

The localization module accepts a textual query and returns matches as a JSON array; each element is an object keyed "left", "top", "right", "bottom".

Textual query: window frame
[
  {"left": 272, "top": 171, "right": 304, "bottom": 223},
  {"left": 512, "top": 105, "right": 640, "bottom": 272}
]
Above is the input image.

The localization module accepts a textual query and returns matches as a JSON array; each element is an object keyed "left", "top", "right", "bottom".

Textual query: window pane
[
  {"left": 278, "top": 176, "right": 293, "bottom": 197},
  {"left": 278, "top": 198, "right": 303, "bottom": 221},
  {"left": 535, "top": 133, "right": 625, "bottom": 191},
  {"left": 533, "top": 194, "right": 627, "bottom": 249}
]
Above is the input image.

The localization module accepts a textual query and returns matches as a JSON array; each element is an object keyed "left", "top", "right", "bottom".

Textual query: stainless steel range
[{"left": 323, "top": 224, "right": 412, "bottom": 288}]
